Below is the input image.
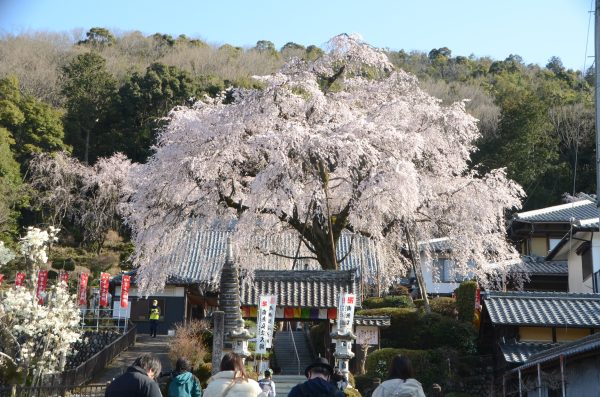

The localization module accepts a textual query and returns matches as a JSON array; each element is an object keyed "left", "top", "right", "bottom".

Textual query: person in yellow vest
[{"left": 149, "top": 299, "right": 160, "bottom": 338}]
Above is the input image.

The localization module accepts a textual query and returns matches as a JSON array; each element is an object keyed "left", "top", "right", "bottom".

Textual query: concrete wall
[{"left": 567, "top": 231, "right": 595, "bottom": 293}]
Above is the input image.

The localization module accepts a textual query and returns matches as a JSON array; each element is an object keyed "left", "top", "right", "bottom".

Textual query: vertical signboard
[
  {"left": 0, "top": 274, "right": 4, "bottom": 287},
  {"left": 256, "top": 295, "right": 270, "bottom": 354},
  {"left": 99, "top": 272, "right": 110, "bottom": 307},
  {"left": 265, "top": 295, "right": 277, "bottom": 348},
  {"left": 120, "top": 275, "right": 131, "bottom": 308},
  {"left": 78, "top": 273, "right": 89, "bottom": 306},
  {"left": 15, "top": 272, "right": 25, "bottom": 287},
  {"left": 36, "top": 270, "right": 48, "bottom": 304},
  {"left": 336, "top": 292, "right": 356, "bottom": 333},
  {"left": 59, "top": 271, "right": 69, "bottom": 286}
]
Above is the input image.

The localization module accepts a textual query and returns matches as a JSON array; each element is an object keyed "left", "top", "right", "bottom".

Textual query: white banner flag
[
  {"left": 266, "top": 295, "right": 277, "bottom": 348},
  {"left": 336, "top": 292, "right": 356, "bottom": 333},
  {"left": 256, "top": 295, "right": 271, "bottom": 354}
]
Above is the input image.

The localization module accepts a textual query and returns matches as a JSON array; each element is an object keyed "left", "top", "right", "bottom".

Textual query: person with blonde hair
[
  {"left": 203, "top": 352, "right": 265, "bottom": 397},
  {"left": 372, "top": 355, "right": 425, "bottom": 397}
]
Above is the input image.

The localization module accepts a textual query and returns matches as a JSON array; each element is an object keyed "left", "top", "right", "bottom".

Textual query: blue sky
[{"left": 0, "top": 0, "right": 593, "bottom": 71}]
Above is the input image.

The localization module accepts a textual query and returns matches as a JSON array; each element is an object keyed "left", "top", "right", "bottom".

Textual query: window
[
  {"left": 580, "top": 244, "right": 593, "bottom": 281},
  {"left": 548, "top": 237, "right": 562, "bottom": 252},
  {"left": 432, "top": 259, "right": 453, "bottom": 283}
]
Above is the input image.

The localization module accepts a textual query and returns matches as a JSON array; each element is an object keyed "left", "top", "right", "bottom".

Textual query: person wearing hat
[
  {"left": 287, "top": 357, "right": 345, "bottom": 397},
  {"left": 149, "top": 299, "right": 160, "bottom": 338}
]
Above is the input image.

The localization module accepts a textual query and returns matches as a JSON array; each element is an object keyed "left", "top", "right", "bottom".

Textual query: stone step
[{"left": 271, "top": 375, "right": 306, "bottom": 397}]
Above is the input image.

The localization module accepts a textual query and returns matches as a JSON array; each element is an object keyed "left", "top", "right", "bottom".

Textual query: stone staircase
[
  {"left": 273, "top": 330, "right": 313, "bottom": 375},
  {"left": 271, "top": 374, "right": 306, "bottom": 397}
]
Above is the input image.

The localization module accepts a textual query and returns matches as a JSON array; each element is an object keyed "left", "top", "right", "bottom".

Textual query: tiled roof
[
  {"left": 354, "top": 315, "right": 391, "bottom": 327},
  {"left": 512, "top": 333, "right": 600, "bottom": 371},
  {"left": 165, "top": 221, "right": 382, "bottom": 288},
  {"left": 483, "top": 291, "right": 600, "bottom": 327},
  {"left": 500, "top": 342, "right": 558, "bottom": 364},
  {"left": 239, "top": 270, "right": 358, "bottom": 308},
  {"left": 513, "top": 200, "right": 597, "bottom": 223},
  {"left": 418, "top": 238, "right": 451, "bottom": 253},
  {"left": 514, "top": 256, "right": 568, "bottom": 275}
]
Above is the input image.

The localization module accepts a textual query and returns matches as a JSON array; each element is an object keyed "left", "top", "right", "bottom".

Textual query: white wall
[
  {"left": 420, "top": 253, "right": 459, "bottom": 295},
  {"left": 114, "top": 285, "right": 185, "bottom": 297},
  {"left": 567, "top": 231, "right": 597, "bottom": 293}
]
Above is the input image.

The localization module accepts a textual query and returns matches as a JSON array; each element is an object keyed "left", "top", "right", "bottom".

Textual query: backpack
[{"left": 259, "top": 378, "right": 274, "bottom": 397}]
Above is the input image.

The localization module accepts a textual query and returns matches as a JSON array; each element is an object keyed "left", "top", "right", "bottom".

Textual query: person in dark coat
[
  {"left": 105, "top": 353, "right": 163, "bottom": 397},
  {"left": 288, "top": 357, "right": 345, "bottom": 397}
]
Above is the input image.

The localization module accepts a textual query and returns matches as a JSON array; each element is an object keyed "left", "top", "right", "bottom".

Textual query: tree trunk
[{"left": 403, "top": 225, "right": 431, "bottom": 313}]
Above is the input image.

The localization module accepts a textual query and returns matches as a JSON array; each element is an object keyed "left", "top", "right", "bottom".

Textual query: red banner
[
  {"left": 0, "top": 274, "right": 4, "bottom": 286},
  {"left": 78, "top": 273, "right": 89, "bottom": 306},
  {"left": 99, "top": 272, "right": 110, "bottom": 307},
  {"left": 15, "top": 272, "right": 25, "bottom": 287},
  {"left": 36, "top": 270, "right": 49, "bottom": 304},
  {"left": 120, "top": 275, "right": 130, "bottom": 308},
  {"left": 59, "top": 271, "right": 69, "bottom": 286}
]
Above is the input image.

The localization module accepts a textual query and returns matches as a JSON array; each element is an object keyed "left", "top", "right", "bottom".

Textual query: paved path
[{"left": 91, "top": 335, "right": 173, "bottom": 384}]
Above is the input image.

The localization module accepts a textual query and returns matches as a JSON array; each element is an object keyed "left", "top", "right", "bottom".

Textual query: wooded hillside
[{"left": 0, "top": 28, "right": 594, "bottom": 261}]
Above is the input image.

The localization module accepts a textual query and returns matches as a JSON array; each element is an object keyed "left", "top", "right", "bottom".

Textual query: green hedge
[
  {"left": 429, "top": 297, "right": 457, "bottom": 317},
  {"left": 356, "top": 308, "right": 476, "bottom": 353},
  {"left": 365, "top": 348, "right": 447, "bottom": 393},
  {"left": 362, "top": 295, "right": 414, "bottom": 309},
  {"left": 456, "top": 281, "right": 477, "bottom": 323}
]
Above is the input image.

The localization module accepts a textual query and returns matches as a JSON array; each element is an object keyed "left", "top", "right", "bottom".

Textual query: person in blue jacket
[{"left": 168, "top": 357, "right": 202, "bottom": 397}]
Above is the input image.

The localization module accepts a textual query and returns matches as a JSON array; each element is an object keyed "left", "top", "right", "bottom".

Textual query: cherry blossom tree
[
  {"left": 0, "top": 227, "right": 81, "bottom": 385},
  {"left": 123, "top": 34, "right": 524, "bottom": 295},
  {"left": 28, "top": 152, "right": 132, "bottom": 253}
]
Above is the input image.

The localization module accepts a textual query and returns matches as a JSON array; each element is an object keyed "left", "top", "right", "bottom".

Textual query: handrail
[{"left": 288, "top": 322, "right": 301, "bottom": 375}]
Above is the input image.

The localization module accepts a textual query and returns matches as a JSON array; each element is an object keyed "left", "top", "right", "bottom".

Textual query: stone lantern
[
  {"left": 228, "top": 318, "right": 253, "bottom": 360},
  {"left": 330, "top": 317, "right": 356, "bottom": 377}
]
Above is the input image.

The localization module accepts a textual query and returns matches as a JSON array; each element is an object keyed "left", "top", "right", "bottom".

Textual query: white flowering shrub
[
  {"left": 0, "top": 226, "right": 81, "bottom": 381},
  {"left": 0, "top": 282, "right": 81, "bottom": 374},
  {"left": 0, "top": 241, "right": 15, "bottom": 267},
  {"left": 19, "top": 226, "right": 59, "bottom": 267}
]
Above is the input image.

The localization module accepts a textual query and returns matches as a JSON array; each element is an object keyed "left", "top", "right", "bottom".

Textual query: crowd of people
[{"left": 104, "top": 351, "right": 430, "bottom": 397}]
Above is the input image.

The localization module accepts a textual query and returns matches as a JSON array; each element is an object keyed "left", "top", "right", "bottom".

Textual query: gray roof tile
[
  {"left": 500, "top": 342, "right": 558, "bottom": 364},
  {"left": 513, "top": 200, "right": 598, "bottom": 223},
  {"left": 483, "top": 291, "right": 600, "bottom": 327},
  {"left": 512, "top": 333, "right": 600, "bottom": 371},
  {"left": 513, "top": 256, "right": 568, "bottom": 275},
  {"left": 240, "top": 270, "right": 358, "bottom": 308},
  {"left": 167, "top": 222, "right": 381, "bottom": 288}
]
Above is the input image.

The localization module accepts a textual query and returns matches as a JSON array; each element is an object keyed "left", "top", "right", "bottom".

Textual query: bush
[
  {"left": 429, "top": 297, "right": 457, "bottom": 318},
  {"left": 168, "top": 320, "right": 211, "bottom": 369},
  {"left": 356, "top": 308, "right": 476, "bottom": 353},
  {"left": 365, "top": 348, "right": 448, "bottom": 393},
  {"left": 456, "top": 281, "right": 477, "bottom": 323},
  {"left": 388, "top": 285, "right": 410, "bottom": 296},
  {"left": 362, "top": 295, "right": 414, "bottom": 309},
  {"left": 309, "top": 322, "right": 329, "bottom": 358},
  {"left": 195, "top": 362, "right": 212, "bottom": 389}
]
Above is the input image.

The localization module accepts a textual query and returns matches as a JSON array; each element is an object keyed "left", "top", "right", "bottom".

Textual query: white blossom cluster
[
  {"left": 120, "top": 34, "right": 524, "bottom": 293},
  {"left": 0, "top": 241, "right": 15, "bottom": 267},
  {"left": 19, "top": 226, "right": 59, "bottom": 266},
  {"left": 0, "top": 282, "right": 81, "bottom": 373}
]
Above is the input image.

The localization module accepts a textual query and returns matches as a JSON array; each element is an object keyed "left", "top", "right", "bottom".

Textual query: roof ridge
[{"left": 515, "top": 199, "right": 593, "bottom": 219}]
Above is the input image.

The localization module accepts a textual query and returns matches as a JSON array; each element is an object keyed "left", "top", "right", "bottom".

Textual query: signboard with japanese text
[
  {"left": 78, "top": 273, "right": 89, "bottom": 306},
  {"left": 0, "top": 274, "right": 3, "bottom": 287},
  {"left": 336, "top": 292, "right": 356, "bottom": 333},
  {"left": 15, "top": 272, "right": 25, "bottom": 287},
  {"left": 256, "top": 295, "right": 274, "bottom": 354},
  {"left": 99, "top": 272, "right": 110, "bottom": 307},
  {"left": 36, "top": 270, "right": 48, "bottom": 304},
  {"left": 266, "top": 295, "right": 277, "bottom": 348},
  {"left": 355, "top": 325, "right": 378, "bottom": 345},
  {"left": 120, "top": 275, "right": 131, "bottom": 308}
]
